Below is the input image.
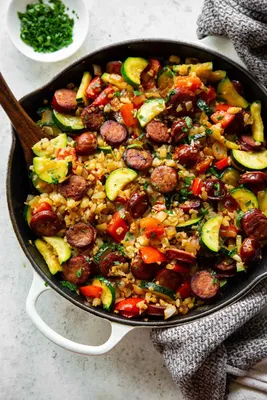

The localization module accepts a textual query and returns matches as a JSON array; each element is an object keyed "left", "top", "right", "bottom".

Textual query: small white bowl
[{"left": 6, "top": 0, "right": 89, "bottom": 62}]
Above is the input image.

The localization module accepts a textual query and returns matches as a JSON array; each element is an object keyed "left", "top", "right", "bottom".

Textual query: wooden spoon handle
[{"left": 0, "top": 72, "right": 45, "bottom": 164}]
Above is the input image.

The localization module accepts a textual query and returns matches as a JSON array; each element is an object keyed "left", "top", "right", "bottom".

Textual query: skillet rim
[{"left": 6, "top": 38, "right": 267, "bottom": 327}]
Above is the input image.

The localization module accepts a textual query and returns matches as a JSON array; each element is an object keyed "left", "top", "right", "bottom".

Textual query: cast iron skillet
[{"left": 6, "top": 39, "right": 267, "bottom": 327}]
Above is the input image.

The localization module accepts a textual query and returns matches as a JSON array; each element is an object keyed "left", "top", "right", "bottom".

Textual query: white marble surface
[{"left": 1, "top": 1, "right": 267, "bottom": 399}]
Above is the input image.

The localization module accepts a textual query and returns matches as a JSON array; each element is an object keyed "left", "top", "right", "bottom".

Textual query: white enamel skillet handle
[{"left": 26, "top": 270, "right": 134, "bottom": 355}]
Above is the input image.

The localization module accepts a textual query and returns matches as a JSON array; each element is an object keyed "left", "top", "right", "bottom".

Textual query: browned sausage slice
[
  {"left": 165, "top": 248, "right": 196, "bottom": 264},
  {"left": 240, "top": 237, "right": 262, "bottom": 264},
  {"left": 239, "top": 172, "right": 267, "bottom": 186},
  {"left": 130, "top": 254, "right": 157, "bottom": 280},
  {"left": 242, "top": 209, "right": 267, "bottom": 241},
  {"left": 100, "top": 120, "right": 127, "bottom": 146},
  {"left": 58, "top": 175, "right": 88, "bottom": 201},
  {"left": 171, "top": 119, "right": 188, "bottom": 143},
  {"left": 150, "top": 166, "right": 178, "bottom": 193},
  {"left": 52, "top": 89, "right": 77, "bottom": 113},
  {"left": 214, "top": 260, "right": 236, "bottom": 277},
  {"left": 124, "top": 149, "right": 152, "bottom": 171},
  {"left": 100, "top": 252, "right": 128, "bottom": 277},
  {"left": 62, "top": 255, "right": 96, "bottom": 286},
  {"left": 155, "top": 269, "right": 182, "bottom": 291},
  {"left": 75, "top": 133, "right": 97, "bottom": 155},
  {"left": 173, "top": 144, "right": 199, "bottom": 167},
  {"left": 30, "top": 210, "right": 61, "bottom": 236},
  {"left": 179, "top": 199, "right": 201, "bottom": 213},
  {"left": 128, "top": 192, "right": 149, "bottom": 218},
  {"left": 66, "top": 223, "right": 96, "bottom": 248},
  {"left": 203, "top": 178, "right": 226, "bottom": 200},
  {"left": 146, "top": 120, "right": 170, "bottom": 143},
  {"left": 191, "top": 270, "right": 219, "bottom": 299},
  {"left": 81, "top": 106, "right": 105, "bottom": 131},
  {"left": 146, "top": 304, "right": 166, "bottom": 317},
  {"left": 166, "top": 87, "right": 196, "bottom": 116},
  {"left": 106, "top": 61, "right": 122, "bottom": 75},
  {"left": 239, "top": 135, "right": 265, "bottom": 152}
]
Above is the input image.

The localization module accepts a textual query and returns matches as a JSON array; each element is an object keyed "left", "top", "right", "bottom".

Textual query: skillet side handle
[{"left": 26, "top": 270, "right": 133, "bottom": 355}]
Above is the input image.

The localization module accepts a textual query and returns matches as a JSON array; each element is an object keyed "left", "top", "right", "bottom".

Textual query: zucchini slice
[
  {"left": 201, "top": 216, "right": 223, "bottom": 252},
  {"left": 220, "top": 167, "right": 240, "bottom": 187},
  {"left": 31, "top": 172, "right": 53, "bottom": 194},
  {"left": 231, "top": 187, "right": 258, "bottom": 212},
  {"left": 43, "top": 236, "right": 72, "bottom": 264},
  {"left": 173, "top": 62, "right": 213, "bottom": 79},
  {"left": 176, "top": 216, "right": 203, "bottom": 229},
  {"left": 157, "top": 67, "right": 174, "bottom": 97},
  {"left": 121, "top": 57, "right": 149, "bottom": 87},
  {"left": 217, "top": 77, "right": 249, "bottom": 108},
  {"left": 53, "top": 110, "right": 84, "bottom": 133},
  {"left": 33, "top": 157, "right": 71, "bottom": 184},
  {"left": 92, "top": 277, "right": 115, "bottom": 311},
  {"left": 251, "top": 101, "right": 264, "bottom": 143},
  {"left": 105, "top": 168, "right": 137, "bottom": 201},
  {"left": 231, "top": 149, "right": 267, "bottom": 170},
  {"left": 24, "top": 205, "right": 32, "bottom": 226},
  {"left": 258, "top": 190, "right": 267, "bottom": 216},
  {"left": 97, "top": 146, "right": 112, "bottom": 154},
  {"left": 137, "top": 99, "right": 166, "bottom": 127},
  {"left": 207, "top": 70, "right": 227, "bottom": 82},
  {"left": 76, "top": 71, "right": 92, "bottom": 106},
  {"left": 35, "top": 239, "right": 63, "bottom": 275},
  {"left": 32, "top": 133, "right": 67, "bottom": 157},
  {"left": 139, "top": 281, "right": 175, "bottom": 302}
]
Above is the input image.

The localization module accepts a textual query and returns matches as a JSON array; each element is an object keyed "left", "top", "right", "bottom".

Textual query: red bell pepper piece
[
  {"left": 172, "top": 264, "right": 190, "bottom": 275},
  {"left": 175, "top": 76, "right": 202, "bottom": 92},
  {"left": 132, "top": 94, "right": 146, "bottom": 109},
  {"left": 33, "top": 202, "right": 52, "bottom": 215},
  {"left": 140, "top": 217, "right": 165, "bottom": 239},
  {"left": 120, "top": 103, "right": 138, "bottom": 127},
  {"left": 195, "top": 157, "right": 213, "bottom": 173},
  {"left": 140, "top": 246, "right": 167, "bottom": 264},
  {"left": 56, "top": 147, "right": 77, "bottom": 170},
  {"left": 85, "top": 77, "right": 103, "bottom": 100},
  {"left": 219, "top": 225, "right": 238, "bottom": 238},
  {"left": 107, "top": 211, "right": 129, "bottom": 242},
  {"left": 211, "top": 111, "right": 235, "bottom": 128},
  {"left": 199, "top": 86, "right": 216, "bottom": 104},
  {"left": 115, "top": 298, "right": 144, "bottom": 314},
  {"left": 216, "top": 104, "right": 231, "bottom": 112},
  {"left": 191, "top": 178, "right": 203, "bottom": 196},
  {"left": 79, "top": 285, "right": 102, "bottom": 298},
  {"left": 92, "top": 86, "right": 115, "bottom": 107},
  {"left": 176, "top": 282, "right": 192, "bottom": 300},
  {"left": 214, "top": 157, "right": 229, "bottom": 170}
]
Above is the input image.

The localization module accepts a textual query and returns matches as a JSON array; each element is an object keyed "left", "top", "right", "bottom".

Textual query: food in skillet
[{"left": 24, "top": 56, "right": 267, "bottom": 320}]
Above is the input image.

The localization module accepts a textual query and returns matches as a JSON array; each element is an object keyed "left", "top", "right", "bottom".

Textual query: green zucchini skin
[
  {"left": 53, "top": 110, "right": 84, "bottom": 133},
  {"left": 121, "top": 57, "right": 148, "bottom": 87}
]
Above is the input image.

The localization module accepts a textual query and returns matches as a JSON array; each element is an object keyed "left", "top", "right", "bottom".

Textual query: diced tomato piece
[
  {"left": 214, "top": 157, "right": 229, "bottom": 170},
  {"left": 172, "top": 263, "right": 190, "bottom": 275},
  {"left": 199, "top": 86, "right": 216, "bottom": 104},
  {"left": 175, "top": 76, "right": 202, "bottom": 92},
  {"left": 120, "top": 103, "right": 138, "bottom": 127},
  {"left": 107, "top": 211, "right": 129, "bottom": 242},
  {"left": 132, "top": 94, "right": 146, "bottom": 109},
  {"left": 195, "top": 157, "right": 213, "bottom": 173},
  {"left": 140, "top": 246, "right": 167, "bottom": 264},
  {"left": 140, "top": 217, "right": 165, "bottom": 239},
  {"left": 219, "top": 225, "right": 238, "bottom": 238},
  {"left": 33, "top": 202, "right": 52, "bottom": 215},
  {"left": 85, "top": 77, "right": 103, "bottom": 100},
  {"left": 92, "top": 86, "right": 115, "bottom": 107},
  {"left": 176, "top": 282, "right": 192, "bottom": 299},
  {"left": 211, "top": 111, "right": 235, "bottom": 128},
  {"left": 115, "top": 298, "right": 144, "bottom": 314},
  {"left": 79, "top": 285, "right": 102, "bottom": 298},
  {"left": 216, "top": 104, "right": 231, "bottom": 112},
  {"left": 191, "top": 178, "right": 203, "bottom": 196},
  {"left": 56, "top": 147, "right": 77, "bottom": 170}
]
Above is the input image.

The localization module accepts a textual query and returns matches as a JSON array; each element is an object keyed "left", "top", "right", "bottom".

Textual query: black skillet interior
[{"left": 6, "top": 39, "right": 267, "bottom": 327}]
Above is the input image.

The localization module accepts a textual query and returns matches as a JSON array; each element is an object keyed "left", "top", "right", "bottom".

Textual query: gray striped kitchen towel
[{"left": 196, "top": 0, "right": 267, "bottom": 87}]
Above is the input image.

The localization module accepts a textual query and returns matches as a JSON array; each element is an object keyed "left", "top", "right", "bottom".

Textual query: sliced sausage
[
  {"left": 146, "top": 120, "right": 170, "bottom": 143},
  {"left": 100, "top": 252, "right": 128, "bottom": 277},
  {"left": 124, "top": 149, "right": 152, "bottom": 171},
  {"left": 58, "top": 175, "right": 88, "bottom": 201},
  {"left": 100, "top": 120, "right": 127, "bottom": 146},
  {"left": 31, "top": 210, "right": 61, "bottom": 236},
  {"left": 240, "top": 237, "right": 262, "bottom": 264},
  {"left": 128, "top": 192, "right": 149, "bottom": 218},
  {"left": 165, "top": 248, "right": 196, "bottom": 264},
  {"left": 224, "top": 194, "right": 239, "bottom": 212},
  {"left": 166, "top": 87, "right": 196, "bottom": 116},
  {"left": 66, "top": 223, "right": 96, "bottom": 248},
  {"left": 179, "top": 199, "right": 201, "bottom": 213},
  {"left": 239, "top": 172, "right": 267, "bottom": 190},
  {"left": 81, "top": 106, "right": 105, "bottom": 131},
  {"left": 242, "top": 209, "right": 267, "bottom": 241},
  {"left": 203, "top": 178, "right": 226, "bottom": 200},
  {"left": 146, "top": 304, "right": 166, "bottom": 317},
  {"left": 239, "top": 135, "right": 265, "bottom": 152},
  {"left": 171, "top": 119, "right": 188, "bottom": 143},
  {"left": 51, "top": 89, "right": 77, "bottom": 113},
  {"left": 225, "top": 111, "right": 246, "bottom": 136},
  {"left": 191, "top": 270, "right": 220, "bottom": 300},
  {"left": 106, "top": 61, "right": 122, "bottom": 75},
  {"left": 214, "top": 260, "right": 236, "bottom": 277},
  {"left": 150, "top": 166, "right": 178, "bottom": 193},
  {"left": 75, "top": 132, "right": 97, "bottom": 156},
  {"left": 130, "top": 254, "right": 157, "bottom": 280},
  {"left": 155, "top": 269, "right": 182, "bottom": 291},
  {"left": 173, "top": 144, "right": 199, "bottom": 167},
  {"left": 62, "top": 255, "right": 96, "bottom": 286}
]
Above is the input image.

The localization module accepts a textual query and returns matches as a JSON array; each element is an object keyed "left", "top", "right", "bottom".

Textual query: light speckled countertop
[{"left": 1, "top": 1, "right": 267, "bottom": 399}]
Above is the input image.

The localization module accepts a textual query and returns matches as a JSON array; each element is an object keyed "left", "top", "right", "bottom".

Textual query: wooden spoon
[{"left": 0, "top": 72, "right": 48, "bottom": 165}]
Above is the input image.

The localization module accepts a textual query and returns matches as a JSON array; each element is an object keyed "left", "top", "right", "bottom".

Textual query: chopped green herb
[
  {"left": 143, "top": 181, "right": 149, "bottom": 191},
  {"left": 166, "top": 152, "right": 173, "bottom": 159},
  {"left": 207, "top": 167, "right": 220, "bottom": 178},
  {"left": 179, "top": 188, "right": 192, "bottom": 202},
  {"left": 199, "top": 207, "right": 209, "bottom": 217},
  {"left": 185, "top": 116, "right": 193, "bottom": 129},
  {"left": 72, "top": 141, "right": 77, "bottom": 148},
  {"left": 181, "top": 126, "right": 188, "bottom": 133},
  {"left": 113, "top": 261, "right": 121, "bottom": 266},
  {"left": 184, "top": 176, "right": 193, "bottom": 187},
  {"left": 76, "top": 267, "right": 82, "bottom": 278},
  {"left": 214, "top": 182, "right": 220, "bottom": 197},
  {"left": 114, "top": 91, "right": 121, "bottom": 97},
  {"left": 221, "top": 247, "right": 237, "bottom": 258},
  {"left": 217, "top": 115, "right": 224, "bottom": 121},
  {"left": 245, "top": 200, "right": 251, "bottom": 207},
  {"left": 44, "top": 281, "right": 49, "bottom": 287},
  {"left": 85, "top": 256, "right": 91, "bottom": 263},
  {"left": 205, "top": 128, "right": 213, "bottom": 136},
  {"left": 60, "top": 281, "right": 79, "bottom": 293},
  {"left": 236, "top": 210, "right": 245, "bottom": 228},
  {"left": 134, "top": 90, "right": 143, "bottom": 96},
  {"left": 166, "top": 89, "right": 176, "bottom": 102},
  {"left": 196, "top": 99, "right": 212, "bottom": 116}
]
